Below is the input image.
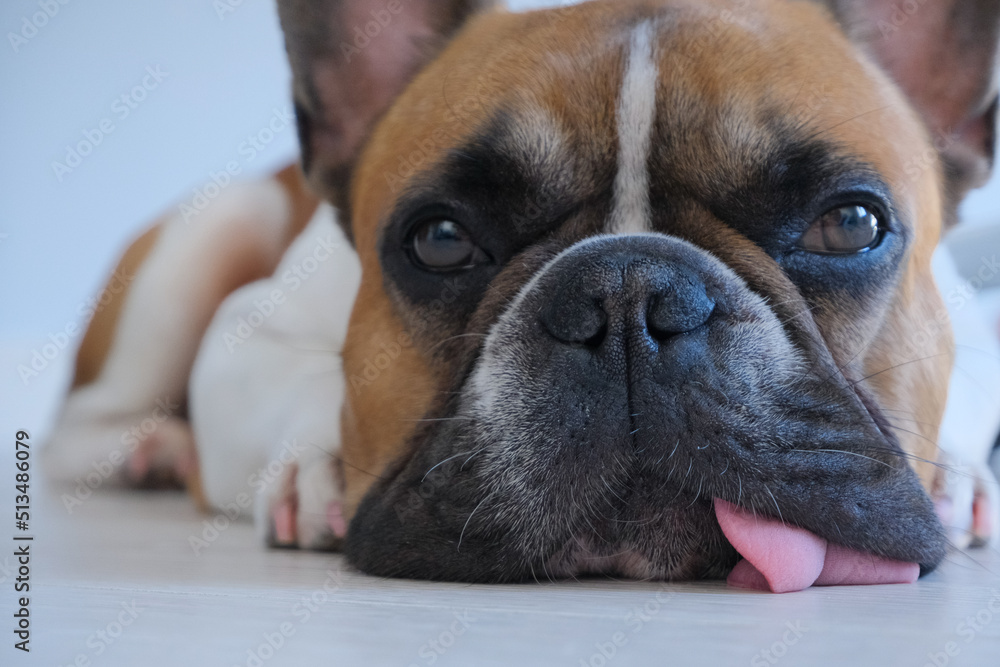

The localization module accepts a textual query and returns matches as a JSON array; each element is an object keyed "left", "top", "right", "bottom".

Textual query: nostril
[
  {"left": 542, "top": 297, "right": 608, "bottom": 347},
  {"left": 581, "top": 318, "right": 608, "bottom": 348},
  {"left": 647, "top": 285, "right": 715, "bottom": 340}
]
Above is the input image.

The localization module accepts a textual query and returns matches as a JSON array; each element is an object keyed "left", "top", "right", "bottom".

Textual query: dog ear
[
  {"left": 276, "top": 0, "right": 497, "bottom": 241},
  {"left": 818, "top": 0, "right": 1000, "bottom": 221}
]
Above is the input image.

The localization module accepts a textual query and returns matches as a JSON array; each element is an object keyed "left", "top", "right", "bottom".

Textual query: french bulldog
[{"left": 44, "top": 0, "right": 1000, "bottom": 587}]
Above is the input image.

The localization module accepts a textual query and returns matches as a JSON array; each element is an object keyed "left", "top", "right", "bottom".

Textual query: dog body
[{"left": 44, "top": 0, "right": 1000, "bottom": 583}]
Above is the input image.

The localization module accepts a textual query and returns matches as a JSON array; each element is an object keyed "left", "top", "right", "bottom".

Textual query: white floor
[{"left": 5, "top": 474, "right": 997, "bottom": 667}]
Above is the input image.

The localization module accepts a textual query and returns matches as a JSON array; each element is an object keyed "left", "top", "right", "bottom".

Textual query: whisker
[
  {"left": 427, "top": 332, "right": 489, "bottom": 355},
  {"left": 880, "top": 423, "right": 938, "bottom": 448},
  {"left": 304, "top": 441, "right": 389, "bottom": 481},
  {"left": 600, "top": 475, "right": 627, "bottom": 504},
  {"left": 461, "top": 448, "right": 485, "bottom": 470},
  {"left": 763, "top": 483, "right": 784, "bottom": 524},
  {"left": 954, "top": 343, "right": 1000, "bottom": 363},
  {"left": 687, "top": 474, "right": 705, "bottom": 508},
  {"left": 847, "top": 353, "right": 950, "bottom": 387},
  {"left": 880, "top": 414, "right": 938, "bottom": 429},
  {"left": 422, "top": 450, "right": 474, "bottom": 482},
  {"left": 457, "top": 493, "right": 494, "bottom": 553},
  {"left": 790, "top": 448, "right": 895, "bottom": 469},
  {"left": 798, "top": 442, "right": 970, "bottom": 477},
  {"left": 798, "top": 105, "right": 893, "bottom": 144}
]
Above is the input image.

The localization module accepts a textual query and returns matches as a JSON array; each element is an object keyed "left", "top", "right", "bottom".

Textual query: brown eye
[
  {"left": 410, "top": 220, "right": 487, "bottom": 270},
  {"left": 800, "top": 205, "right": 883, "bottom": 255}
]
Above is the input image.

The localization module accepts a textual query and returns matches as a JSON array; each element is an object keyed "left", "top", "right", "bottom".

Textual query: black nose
[{"left": 540, "top": 239, "right": 716, "bottom": 348}]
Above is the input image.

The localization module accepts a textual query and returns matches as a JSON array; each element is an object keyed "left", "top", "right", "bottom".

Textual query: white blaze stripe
[{"left": 610, "top": 20, "right": 658, "bottom": 235}]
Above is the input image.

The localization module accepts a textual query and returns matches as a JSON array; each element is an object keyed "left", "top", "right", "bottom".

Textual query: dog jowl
[{"left": 275, "top": 0, "right": 1000, "bottom": 581}]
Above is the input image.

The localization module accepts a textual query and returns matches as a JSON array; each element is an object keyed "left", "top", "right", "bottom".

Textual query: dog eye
[
  {"left": 409, "top": 220, "right": 488, "bottom": 271},
  {"left": 800, "top": 205, "right": 882, "bottom": 255}
]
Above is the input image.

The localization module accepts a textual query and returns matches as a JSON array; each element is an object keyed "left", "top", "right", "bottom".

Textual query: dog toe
[
  {"left": 294, "top": 458, "right": 344, "bottom": 551},
  {"left": 125, "top": 418, "right": 198, "bottom": 489},
  {"left": 271, "top": 497, "right": 299, "bottom": 547},
  {"left": 263, "top": 455, "right": 343, "bottom": 551},
  {"left": 934, "top": 456, "right": 1000, "bottom": 549},
  {"left": 971, "top": 467, "right": 1000, "bottom": 547}
]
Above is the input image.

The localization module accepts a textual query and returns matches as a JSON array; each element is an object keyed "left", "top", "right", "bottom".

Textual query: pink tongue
[{"left": 713, "top": 498, "right": 919, "bottom": 593}]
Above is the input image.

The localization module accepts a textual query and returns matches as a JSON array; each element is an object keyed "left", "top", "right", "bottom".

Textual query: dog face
[{"left": 278, "top": 0, "right": 1000, "bottom": 581}]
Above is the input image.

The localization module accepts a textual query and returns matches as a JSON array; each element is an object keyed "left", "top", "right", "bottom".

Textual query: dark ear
[
  {"left": 819, "top": 0, "right": 1000, "bottom": 223},
  {"left": 277, "top": 0, "right": 497, "bottom": 241}
]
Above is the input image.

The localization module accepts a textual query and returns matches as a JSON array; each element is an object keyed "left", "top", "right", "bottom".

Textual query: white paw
[
  {"left": 43, "top": 388, "right": 197, "bottom": 491},
  {"left": 258, "top": 447, "right": 346, "bottom": 551},
  {"left": 970, "top": 462, "right": 1000, "bottom": 548},
  {"left": 934, "top": 453, "right": 1000, "bottom": 548}
]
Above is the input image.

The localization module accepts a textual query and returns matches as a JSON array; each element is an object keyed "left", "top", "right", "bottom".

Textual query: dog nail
[
  {"left": 273, "top": 502, "right": 297, "bottom": 545},
  {"left": 128, "top": 452, "right": 149, "bottom": 482},
  {"left": 328, "top": 501, "right": 347, "bottom": 538},
  {"left": 973, "top": 494, "right": 991, "bottom": 539}
]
